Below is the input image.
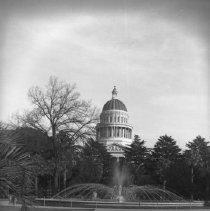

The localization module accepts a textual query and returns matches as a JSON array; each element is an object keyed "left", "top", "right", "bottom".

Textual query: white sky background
[{"left": 0, "top": 0, "right": 209, "bottom": 148}]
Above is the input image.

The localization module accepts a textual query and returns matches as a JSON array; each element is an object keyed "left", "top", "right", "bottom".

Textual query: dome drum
[{"left": 96, "top": 125, "right": 132, "bottom": 140}]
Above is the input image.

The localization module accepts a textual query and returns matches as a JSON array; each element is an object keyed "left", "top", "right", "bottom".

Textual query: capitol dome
[
  {"left": 103, "top": 99, "right": 127, "bottom": 111},
  {"left": 96, "top": 86, "right": 133, "bottom": 159}
]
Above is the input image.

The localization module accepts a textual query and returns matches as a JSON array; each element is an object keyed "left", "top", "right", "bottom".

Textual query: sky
[{"left": 0, "top": 0, "right": 209, "bottom": 148}]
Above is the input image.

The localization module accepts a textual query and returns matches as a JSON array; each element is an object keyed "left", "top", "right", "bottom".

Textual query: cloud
[
  {"left": 150, "top": 95, "right": 207, "bottom": 111},
  {"left": 0, "top": 2, "right": 209, "bottom": 148}
]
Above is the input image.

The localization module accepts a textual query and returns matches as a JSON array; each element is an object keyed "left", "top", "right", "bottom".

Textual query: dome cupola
[{"left": 102, "top": 86, "right": 127, "bottom": 111}]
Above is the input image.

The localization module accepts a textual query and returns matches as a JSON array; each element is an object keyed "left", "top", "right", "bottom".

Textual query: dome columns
[
  {"left": 100, "top": 110, "right": 129, "bottom": 124},
  {"left": 97, "top": 126, "right": 132, "bottom": 139}
]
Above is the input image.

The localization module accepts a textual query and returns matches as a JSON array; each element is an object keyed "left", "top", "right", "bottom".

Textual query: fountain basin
[
  {"left": 53, "top": 183, "right": 184, "bottom": 202},
  {"left": 35, "top": 198, "right": 205, "bottom": 209}
]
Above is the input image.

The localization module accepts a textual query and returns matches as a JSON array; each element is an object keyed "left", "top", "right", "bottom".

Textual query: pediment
[{"left": 107, "top": 143, "right": 124, "bottom": 152}]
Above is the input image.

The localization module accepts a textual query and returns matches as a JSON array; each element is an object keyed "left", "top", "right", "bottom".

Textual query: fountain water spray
[{"left": 53, "top": 183, "right": 183, "bottom": 202}]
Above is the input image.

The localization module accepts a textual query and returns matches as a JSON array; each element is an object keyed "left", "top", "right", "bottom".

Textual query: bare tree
[
  {"left": 0, "top": 121, "right": 8, "bottom": 131},
  {"left": 15, "top": 76, "right": 98, "bottom": 193}
]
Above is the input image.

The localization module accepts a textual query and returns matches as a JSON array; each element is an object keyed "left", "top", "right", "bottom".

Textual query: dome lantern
[{"left": 112, "top": 86, "right": 118, "bottom": 99}]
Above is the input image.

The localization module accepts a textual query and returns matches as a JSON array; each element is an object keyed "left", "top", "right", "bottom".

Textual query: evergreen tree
[
  {"left": 124, "top": 135, "right": 152, "bottom": 185},
  {"left": 125, "top": 135, "right": 147, "bottom": 165},
  {"left": 152, "top": 135, "right": 181, "bottom": 183},
  {"left": 78, "top": 139, "right": 113, "bottom": 184},
  {"left": 185, "top": 136, "right": 210, "bottom": 200}
]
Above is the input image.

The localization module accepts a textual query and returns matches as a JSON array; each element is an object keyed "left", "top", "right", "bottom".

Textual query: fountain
[
  {"left": 35, "top": 162, "right": 205, "bottom": 209},
  {"left": 53, "top": 183, "right": 183, "bottom": 202},
  {"left": 53, "top": 162, "right": 184, "bottom": 202}
]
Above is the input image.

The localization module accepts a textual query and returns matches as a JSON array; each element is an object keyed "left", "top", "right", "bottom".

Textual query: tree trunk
[
  {"left": 35, "top": 176, "right": 38, "bottom": 196},
  {"left": 191, "top": 166, "right": 194, "bottom": 201},
  {"left": 63, "top": 169, "right": 67, "bottom": 190},
  {"left": 205, "top": 175, "right": 210, "bottom": 201},
  {"left": 52, "top": 125, "right": 59, "bottom": 194},
  {"left": 53, "top": 169, "right": 59, "bottom": 194}
]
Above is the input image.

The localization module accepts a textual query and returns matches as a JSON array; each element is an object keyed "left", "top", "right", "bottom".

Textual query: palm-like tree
[{"left": 0, "top": 126, "right": 35, "bottom": 211}]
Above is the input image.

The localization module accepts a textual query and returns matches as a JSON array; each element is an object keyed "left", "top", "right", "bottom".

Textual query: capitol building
[{"left": 96, "top": 87, "right": 133, "bottom": 159}]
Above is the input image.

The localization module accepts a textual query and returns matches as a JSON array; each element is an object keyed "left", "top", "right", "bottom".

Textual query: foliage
[
  {"left": 161, "top": 158, "right": 192, "bottom": 198},
  {"left": 124, "top": 135, "right": 151, "bottom": 185},
  {"left": 151, "top": 135, "right": 181, "bottom": 183},
  {"left": 15, "top": 127, "right": 51, "bottom": 155},
  {"left": 125, "top": 135, "right": 147, "bottom": 166},
  {"left": 185, "top": 136, "right": 210, "bottom": 200},
  {"left": 185, "top": 136, "right": 210, "bottom": 171},
  {"left": 0, "top": 126, "right": 35, "bottom": 210},
  {"left": 78, "top": 139, "right": 113, "bottom": 184}
]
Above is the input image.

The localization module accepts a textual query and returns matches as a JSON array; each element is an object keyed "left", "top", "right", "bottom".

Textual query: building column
[
  {"left": 98, "top": 128, "right": 101, "bottom": 138},
  {"left": 102, "top": 127, "right": 106, "bottom": 138}
]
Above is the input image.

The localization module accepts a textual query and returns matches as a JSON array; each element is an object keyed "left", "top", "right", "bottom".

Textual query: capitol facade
[{"left": 96, "top": 87, "right": 133, "bottom": 159}]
